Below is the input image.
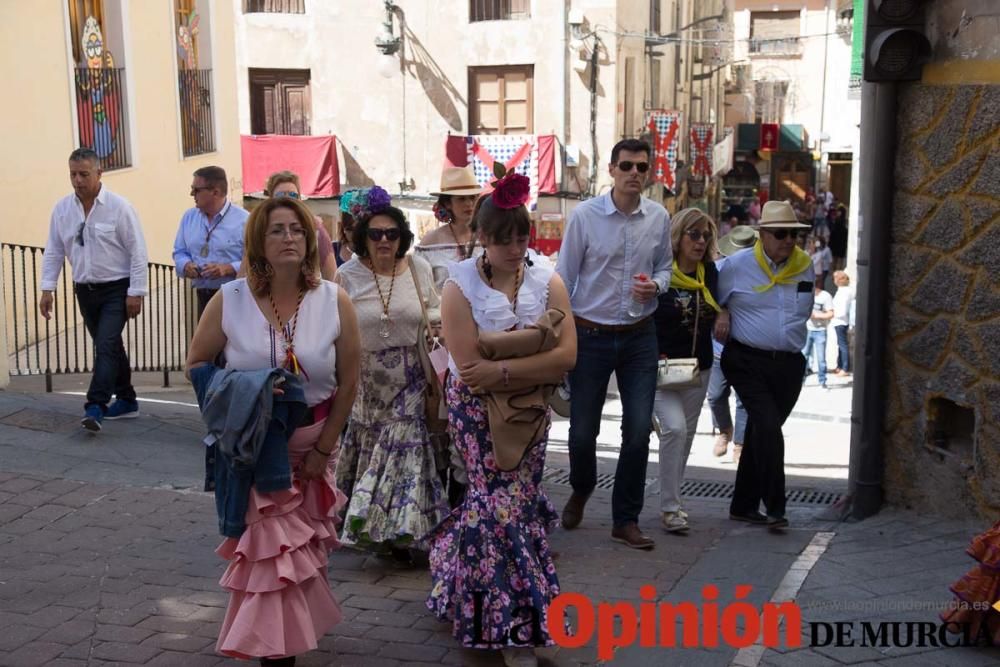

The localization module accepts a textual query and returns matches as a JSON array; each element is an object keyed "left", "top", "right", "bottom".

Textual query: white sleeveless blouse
[
  {"left": 445, "top": 250, "right": 554, "bottom": 374},
  {"left": 221, "top": 278, "right": 341, "bottom": 407}
]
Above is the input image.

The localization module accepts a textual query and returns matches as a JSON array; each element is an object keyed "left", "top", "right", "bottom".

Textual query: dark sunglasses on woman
[
  {"left": 367, "top": 228, "right": 401, "bottom": 242},
  {"left": 685, "top": 230, "right": 713, "bottom": 242}
]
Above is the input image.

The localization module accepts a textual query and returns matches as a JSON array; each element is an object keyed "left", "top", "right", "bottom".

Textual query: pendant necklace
[
  {"left": 370, "top": 260, "right": 396, "bottom": 339},
  {"left": 268, "top": 288, "right": 308, "bottom": 379}
]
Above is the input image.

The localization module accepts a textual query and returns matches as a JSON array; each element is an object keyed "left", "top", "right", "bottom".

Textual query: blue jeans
[
  {"left": 835, "top": 325, "right": 850, "bottom": 372},
  {"left": 74, "top": 279, "right": 135, "bottom": 409},
  {"left": 567, "top": 320, "right": 657, "bottom": 528},
  {"left": 707, "top": 356, "right": 747, "bottom": 443},
  {"left": 802, "top": 329, "right": 828, "bottom": 386}
]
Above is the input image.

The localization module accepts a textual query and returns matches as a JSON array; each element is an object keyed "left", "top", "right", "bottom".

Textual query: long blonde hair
[{"left": 670, "top": 208, "right": 719, "bottom": 261}]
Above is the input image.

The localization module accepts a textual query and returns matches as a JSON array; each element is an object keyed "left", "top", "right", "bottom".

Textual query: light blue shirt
[
  {"left": 172, "top": 202, "right": 249, "bottom": 290},
  {"left": 717, "top": 247, "right": 814, "bottom": 352},
  {"left": 556, "top": 190, "right": 671, "bottom": 325}
]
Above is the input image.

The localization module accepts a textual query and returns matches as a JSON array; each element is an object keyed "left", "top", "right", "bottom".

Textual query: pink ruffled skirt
[{"left": 215, "top": 419, "right": 348, "bottom": 659}]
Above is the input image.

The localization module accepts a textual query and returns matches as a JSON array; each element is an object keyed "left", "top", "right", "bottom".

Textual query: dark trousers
[
  {"left": 75, "top": 279, "right": 134, "bottom": 409},
  {"left": 835, "top": 325, "right": 850, "bottom": 372},
  {"left": 720, "top": 341, "right": 805, "bottom": 518},
  {"left": 567, "top": 319, "right": 657, "bottom": 527},
  {"left": 196, "top": 288, "right": 218, "bottom": 320}
]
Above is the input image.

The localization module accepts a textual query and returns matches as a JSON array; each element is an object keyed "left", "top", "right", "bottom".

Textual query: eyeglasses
[
  {"left": 75, "top": 222, "right": 85, "bottom": 246},
  {"left": 190, "top": 186, "right": 213, "bottom": 196},
  {"left": 685, "top": 230, "right": 714, "bottom": 242},
  {"left": 266, "top": 226, "right": 306, "bottom": 240},
  {"left": 616, "top": 161, "right": 650, "bottom": 173},
  {"left": 273, "top": 191, "right": 300, "bottom": 199},
  {"left": 764, "top": 229, "right": 807, "bottom": 240},
  {"left": 367, "top": 228, "right": 401, "bottom": 242}
]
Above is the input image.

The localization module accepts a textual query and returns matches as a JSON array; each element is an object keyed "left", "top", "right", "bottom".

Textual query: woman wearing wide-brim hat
[{"left": 416, "top": 167, "right": 484, "bottom": 289}]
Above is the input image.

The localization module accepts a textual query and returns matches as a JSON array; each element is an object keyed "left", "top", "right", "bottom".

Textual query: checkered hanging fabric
[
  {"left": 690, "top": 123, "right": 714, "bottom": 178},
  {"left": 646, "top": 110, "right": 682, "bottom": 189},
  {"left": 467, "top": 134, "right": 540, "bottom": 209}
]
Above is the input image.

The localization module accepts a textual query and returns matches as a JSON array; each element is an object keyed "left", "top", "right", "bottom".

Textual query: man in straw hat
[{"left": 714, "top": 201, "right": 813, "bottom": 530}]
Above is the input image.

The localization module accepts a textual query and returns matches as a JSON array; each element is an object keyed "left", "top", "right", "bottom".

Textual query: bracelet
[
  {"left": 312, "top": 445, "right": 331, "bottom": 457},
  {"left": 500, "top": 362, "right": 510, "bottom": 388}
]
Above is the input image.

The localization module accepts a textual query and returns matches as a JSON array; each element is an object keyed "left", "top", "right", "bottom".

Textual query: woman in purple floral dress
[{"left": 426, "top": 174, "right": 577, "bottom": 667}]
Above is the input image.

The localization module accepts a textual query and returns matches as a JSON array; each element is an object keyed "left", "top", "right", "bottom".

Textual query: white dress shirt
[
  {"left": 831, "top": 285, "right": 854, "bottom": 328},
  {"left": 717, "top": 247, "right": 814, "bottom": 352},
  {"left": 40, "top": 186, "right": 149, "bottom": 296},
  {"left": 556, "top": 190, "right": 671, "bottom": 324}
]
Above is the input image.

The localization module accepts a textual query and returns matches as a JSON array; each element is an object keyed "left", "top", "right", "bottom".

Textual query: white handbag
[{"left": 656, "top": 291, "right": 702, "bottom": 389}]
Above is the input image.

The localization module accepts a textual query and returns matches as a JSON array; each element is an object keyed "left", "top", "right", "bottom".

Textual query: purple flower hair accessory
[{"left": 348, "top": 185, "right": 393, "bottom": 219}]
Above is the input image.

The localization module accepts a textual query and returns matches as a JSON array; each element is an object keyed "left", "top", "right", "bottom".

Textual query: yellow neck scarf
[
  {"left": 753, "top": 240, "right": 812, "bottom": 292},
  {"left": 670, "top": 261, "right": 721, "bottom": 312}
]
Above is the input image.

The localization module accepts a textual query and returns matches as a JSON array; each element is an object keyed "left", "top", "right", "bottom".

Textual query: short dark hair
[
  {"left": 474, "top": 195, "right": 531, "bottom": 245},
  {"left": 610, "top": 139, "right": 651, "bottom": 165},
  {"left": 352, "top": 206, "right": 414, "bottom": 259},
  {"left": 69, "top": 148, "right": 101, "bottom": 168},
  {"left": 193, "top": 166, "right": 228, "bottom": 195}
]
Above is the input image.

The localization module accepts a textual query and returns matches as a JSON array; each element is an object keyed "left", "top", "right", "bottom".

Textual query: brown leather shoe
[
  {"left": 611, "top": 522, "right": 655, "bottom": 550},
  {"left": 561, "top": 492, "right": 589, "bottom": 529}
]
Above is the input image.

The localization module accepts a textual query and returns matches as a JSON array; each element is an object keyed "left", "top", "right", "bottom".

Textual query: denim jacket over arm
[{"left": 190, "top": 365, "right": 307, "bottom": 537}]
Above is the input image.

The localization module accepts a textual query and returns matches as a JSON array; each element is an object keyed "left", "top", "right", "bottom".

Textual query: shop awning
[{"left": 241, "top": 135, "right": 341, "bottom": 197}]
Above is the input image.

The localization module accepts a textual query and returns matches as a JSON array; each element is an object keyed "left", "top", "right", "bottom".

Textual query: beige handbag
[
  {"left": 407, "top": 257, "right": 449, "bottom": 446},
  {"left": 657, "top": 291, "right": 702, "bottom": 389}
]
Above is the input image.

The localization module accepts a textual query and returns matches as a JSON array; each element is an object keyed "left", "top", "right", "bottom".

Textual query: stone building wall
[{"left": 884, "top": 83, "right": 1000, "bottom": 518}]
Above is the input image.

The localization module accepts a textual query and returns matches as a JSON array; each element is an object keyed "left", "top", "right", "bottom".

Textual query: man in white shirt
[
  {"left": 804, "top": 279, "right": 834, "bottom": 389},
  {"left": 39, "top": 148, "right": 149, "bottom": 432},
  {"left": 715, "top": 200, "right": 813, "bottom": 530},
  {"left": 556, "top": 138, "right": 672, "bottom": 550}
]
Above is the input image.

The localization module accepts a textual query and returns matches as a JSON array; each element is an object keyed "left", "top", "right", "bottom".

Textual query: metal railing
[
  {"left": 2, "top": 244, "right": 198, "bottom": 391},
  {"left": 74, "top": 67, "right": 131, "bottom": 171},
  {"left": 179, "top": 69, "right": 216, "bottom": 157},
  {"left": 470, "top": 0, "right": 530, "bottom": 22},
  {"left": 749, "top": 37, "right": 802, "bottom": 56}
]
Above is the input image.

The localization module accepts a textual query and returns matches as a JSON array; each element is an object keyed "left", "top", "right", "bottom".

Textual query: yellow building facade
[{"left": 0, "top": 0, "right": 242, "bottom": 263}]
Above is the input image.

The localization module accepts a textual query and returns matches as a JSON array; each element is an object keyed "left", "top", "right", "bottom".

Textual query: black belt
[
  {"left": 729, "top": 339, "right": 803, "bottom": 360},
  {"left": 74, "top": 277, "right": 129, "bottom": 291},
  {"left": 574, "top": 315, "right": 652, "bottom": 333}
]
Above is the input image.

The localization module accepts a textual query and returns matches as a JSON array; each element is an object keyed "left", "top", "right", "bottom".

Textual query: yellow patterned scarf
[
  {"left": 753, "top": 240, "right": 812, "bottom": 292},
  {"left": 670, "top": 261, "right": 721, "bottom": 312}
]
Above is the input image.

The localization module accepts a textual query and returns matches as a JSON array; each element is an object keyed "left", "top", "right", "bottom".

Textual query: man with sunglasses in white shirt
[
  {"left": 39, "top": 148, "right": 149, "bottom": 432},
  {"left": 714, "top": 200, "right": 814, "bottom": 531},
  {"left": 172, "top": 166, "right": 249, "bottom": 318},
  {"left": 556, "top": 138, "right": 672, "bottom": 550}
]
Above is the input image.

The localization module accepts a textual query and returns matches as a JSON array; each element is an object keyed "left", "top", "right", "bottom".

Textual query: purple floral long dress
[{"left": 425, "top": 253, "right": 561, "bottom": 649}]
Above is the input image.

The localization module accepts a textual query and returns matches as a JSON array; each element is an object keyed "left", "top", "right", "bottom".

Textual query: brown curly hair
[{"left": 244, "top": 198, "right": 321, "bottom": 296}]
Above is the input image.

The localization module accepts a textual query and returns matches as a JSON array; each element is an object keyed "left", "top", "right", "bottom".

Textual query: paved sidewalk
[{"left": 1, "top": 385, "right": 998, "bottom": 666}]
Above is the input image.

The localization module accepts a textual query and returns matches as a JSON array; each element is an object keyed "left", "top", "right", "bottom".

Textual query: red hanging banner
[
  {"left": 689, "top": 123, "right": 714, "bottom": 178},
  {"left": 760, "top": 123, "right": 779, "bottom": 152},
  {"left": 646, "top": 110, "right": 682, "bottom": 189}
]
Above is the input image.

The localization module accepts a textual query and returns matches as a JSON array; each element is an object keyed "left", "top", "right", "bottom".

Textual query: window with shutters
[
  {"left": 469, "top": 0, "right": 530, "bottom": 22},
  {"left": 244, "top": 0, "right": 305, "bottom": 13},
  {"left": 66, "top": 0, "right": 133, "bottom": 170},
  {"left": 468, "top": 66, "right": 533, "bottom": 135},
  {"left": 249, "top": 69, "right": 311, "bottom": 135},
  {"left": 749, "top": 10, "right": 801, "bottom": 56},
  {"left": 175, "top": 0, "right": 216, "bottom": 156}
]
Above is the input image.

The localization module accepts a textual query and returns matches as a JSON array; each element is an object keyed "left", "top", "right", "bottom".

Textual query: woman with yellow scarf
[{"left": 652, "top": 208, "right": 721, "bottom": 534}]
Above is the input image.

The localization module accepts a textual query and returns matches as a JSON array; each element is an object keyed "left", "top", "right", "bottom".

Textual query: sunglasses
[
  {"left": 764, "top": 229, "right": 807, "bottom": 240},
  {"left": 190, "top": 186, "right": 213, "bottom": 196},
  {"left": 616, "top": 161, "right": 650, "bottom": 173},
  {"left": 274, "top": 191, "right": 300, "bottom": 199},
  {"left": 685, "top": 230, "right": 713, "bottom": 242},
  {"left": 367, "top": 228, "right": 401, "bottom": 242}
]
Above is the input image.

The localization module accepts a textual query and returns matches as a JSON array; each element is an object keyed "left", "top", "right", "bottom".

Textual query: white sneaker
[
  {"left": 662, "top": 511, "right": 690, "bottom": 533},
  {"left": 502, "top": 647, "right": 538, "bottom": 667}
]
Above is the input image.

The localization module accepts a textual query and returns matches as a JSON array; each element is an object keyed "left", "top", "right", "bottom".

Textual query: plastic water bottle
[{"left": 627, "top": 273, "right": 648, "bottom": 318}]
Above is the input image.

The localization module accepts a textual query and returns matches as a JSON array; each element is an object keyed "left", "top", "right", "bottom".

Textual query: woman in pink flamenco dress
[{"left": 186, "top": 196, "right": 361, "bottom": 665}]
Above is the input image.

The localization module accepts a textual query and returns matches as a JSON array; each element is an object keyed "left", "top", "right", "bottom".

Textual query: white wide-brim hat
[
  {"left": 429, "top": 167, "right": 483, "bottom": 197},
  {"left": 757, "top": 200, "right": 810, "bottom": 229}
]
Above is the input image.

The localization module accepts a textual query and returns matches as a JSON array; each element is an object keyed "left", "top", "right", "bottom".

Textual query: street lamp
[{"left": 374, "top": 0, "right": 401, "bottom": 56}]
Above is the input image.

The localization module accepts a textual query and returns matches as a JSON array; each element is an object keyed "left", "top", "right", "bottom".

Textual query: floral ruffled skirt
[
  {"left": 941, "top": 520, "right": 1000, "bottom": 644},
  {"left": 215, "top": 419, "right": 348, "bottom": 660},
  {"left": 336, "top": 345, "right": 448, "bottom": 551},
  {"left": 426, "top": 376, "right": 561, "bottom": 648}
]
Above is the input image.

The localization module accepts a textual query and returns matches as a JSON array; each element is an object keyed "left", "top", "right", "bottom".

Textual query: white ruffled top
[{"left": 445, "top": 249, "right": 554, "bottom": 375}]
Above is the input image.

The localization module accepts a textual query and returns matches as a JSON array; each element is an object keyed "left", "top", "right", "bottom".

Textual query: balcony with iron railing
[
  {"left": 73, "top": 67, "right": 131, "bottom": 171},
  {"left": 748, "top": 37, "right": 802, "bottom": 57},
  {"left": 179, "top": 69, "right": 217, "bottom": 157}
]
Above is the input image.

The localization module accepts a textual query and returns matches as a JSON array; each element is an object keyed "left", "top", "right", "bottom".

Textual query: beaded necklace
[
  {"left": 268, "top": 288, "right": 308, "bottom": 379},
  {"left": 369, "top": 259, "right": 397, "bottom": 338},
  {"left": 481, "top": 254, "right": 524, "bottom": 326}
]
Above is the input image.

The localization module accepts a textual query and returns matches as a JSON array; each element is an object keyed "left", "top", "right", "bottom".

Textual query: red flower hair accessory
[{"left": 489, "top": 163, "right": 530, "bottom": 210}]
